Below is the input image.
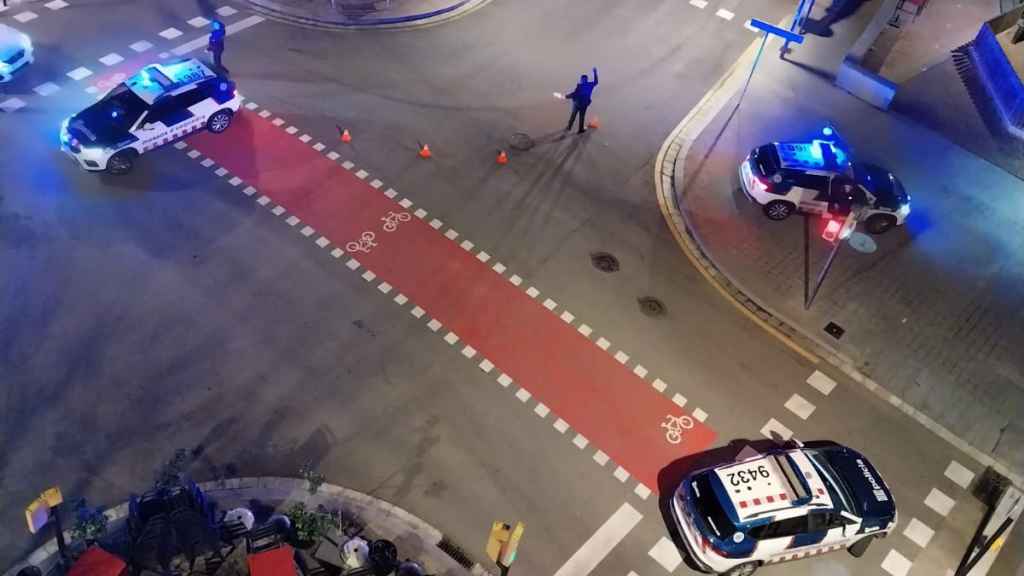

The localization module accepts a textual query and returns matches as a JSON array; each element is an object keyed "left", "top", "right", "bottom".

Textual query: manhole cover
[
  {"left": 847, "top": 232, "right": 877, "bottom": 254},
  {"left": 510, "top": 132, "right": 535, "bottom": 151},
  {"left": 638, "top": 297, "right": 666, "bottom": 317},
  {"left": 824, "top": 321, "right": 845, "bottom": 339},
  {"left": 591, "top": 252, "right": 620, "bottom": 272}
]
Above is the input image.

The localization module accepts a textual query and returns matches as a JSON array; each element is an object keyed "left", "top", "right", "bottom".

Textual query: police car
[
  {"left": 0, "top": 23, "right": 33, "bottom": 83},
  {"left": 739, "top": 138, "right": 911, "bottom": 234},
  {"left": 672, "top": 442, "right": 897, "bottom": 576},
  {"left": 59, "top": 58, "right": 240, "bottom": 174}
]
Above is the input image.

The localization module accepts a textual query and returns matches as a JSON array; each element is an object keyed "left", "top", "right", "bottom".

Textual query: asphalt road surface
[{"left": 0, "top": 1, "right": 1003, "bottom": 575}]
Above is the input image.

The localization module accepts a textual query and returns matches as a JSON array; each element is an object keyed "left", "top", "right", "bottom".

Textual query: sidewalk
[
  {"left": 3, "top": 478, "right": 481, "bottom": 576},
  {"left": 243, "top": 0, "right": 487, "bottom": 28}
]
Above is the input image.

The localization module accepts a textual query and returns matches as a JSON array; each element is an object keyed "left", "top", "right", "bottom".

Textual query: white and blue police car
[
  {"left": 60, "top": 58, "right": 240, "bottom": 175},
  {"left": 739, "top": 138, "right": 911, "bottom": 235},
  {"left": 0, "top": 22, "right": 33, "bottom": 83},
  {"left": 672, "top": 442, "right": 897, "bottom": 576}
]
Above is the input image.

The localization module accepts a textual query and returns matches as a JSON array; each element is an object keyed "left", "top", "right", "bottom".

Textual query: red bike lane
[{"left": 187, "top": 111, "right": 717, "bottom": 492}]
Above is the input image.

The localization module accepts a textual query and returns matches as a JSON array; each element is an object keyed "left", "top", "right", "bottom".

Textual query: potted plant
[
  {"left": 286, "top": 502, "right": 339, "bottom": 549},
  {"left": 70, "top": 499, "right": 109, "bottom": 546}
]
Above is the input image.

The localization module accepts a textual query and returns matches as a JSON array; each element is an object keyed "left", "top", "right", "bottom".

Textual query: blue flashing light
[
  {"left": 822, "top": 126, "right": 834, "bottom": 137},
  {"left": 111, "top": 110, "right": 119, "bottom": 118}
]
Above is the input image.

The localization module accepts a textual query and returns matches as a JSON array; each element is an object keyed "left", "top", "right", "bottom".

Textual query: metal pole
[
  {"left": 956, "top": 516, "right": 1014, "bottom": 576},
  {"left": 52, "top": 504, "right": 70, "bottom": 571},
  {"left": 497, "top": 563, "right": 510, "bottom": 576},
  {"left": 806, "top": 232, "right": 842, "bottom": 309},
  {"left": 803, "top": 215, "right": 811, "bottom": 307},
  {"left": 742, "top": 33, "right": 770, "bottom": 99},
  {"left": 781, "top": 0, "right": 814, "bottom": 55}
]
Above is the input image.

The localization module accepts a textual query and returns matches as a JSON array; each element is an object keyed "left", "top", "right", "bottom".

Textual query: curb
[
  {"left": 652, "top": 33, "right": 1024, "bottom": 490},
  {"left": 243, "top": 0, "right": 491, "bottom": 30},
  {"left": 4, "top": 477, "right": 492, "bottom": 576}
]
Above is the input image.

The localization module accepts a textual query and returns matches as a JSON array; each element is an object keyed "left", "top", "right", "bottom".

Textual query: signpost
[
  {"left": 25, "top": 487, "right": 70, "bottom": 570},
  {"left": 486, "top": 521, "right": 525, "bottom": 576},
  {"left": 743, "top": 19, "right": 804, "bottom": 98}
]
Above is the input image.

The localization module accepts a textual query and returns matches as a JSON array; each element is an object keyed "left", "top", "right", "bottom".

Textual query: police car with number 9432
[
  {"left": 60, "top": 58, "right": 240, "bottom": 175},
  {"left": 672, "top": 441, "right": 897, "bottom": 576}
]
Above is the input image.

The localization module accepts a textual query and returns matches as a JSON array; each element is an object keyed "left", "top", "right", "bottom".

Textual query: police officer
[
  {"left": 565, "top": 67, "right": 598, "bottom": 134},
  {"left": 207, "top": 19, "right": 227, "bottom": 74}
]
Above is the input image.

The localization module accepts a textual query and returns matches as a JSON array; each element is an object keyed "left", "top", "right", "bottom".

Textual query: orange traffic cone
[
  {"left": 496, "top": 150, "right": 508, "bottom": 165},
  {"left": 418, "top": 143, "right": 432, "bottom": 159},
  {"left": 340, "top": 128, "right": 352, "bottom": 143},
  {"left": 588, "top": 116, "right": 600, "bottom": 129}
]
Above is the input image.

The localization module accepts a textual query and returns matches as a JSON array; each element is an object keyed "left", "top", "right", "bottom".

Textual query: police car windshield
[{"left": 806, "top": 450, "right": 855, "bottom": 514}]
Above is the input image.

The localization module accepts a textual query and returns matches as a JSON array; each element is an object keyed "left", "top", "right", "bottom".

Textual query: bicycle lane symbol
[
  {"left": 662, "top": 414, "right": 694, "bottom": 445},
  {"left": 344, "top": 211, "right": 412, "bottom": 255}
]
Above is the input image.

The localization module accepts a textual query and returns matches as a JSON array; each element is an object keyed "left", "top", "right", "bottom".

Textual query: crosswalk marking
[{"left": 553, "top": 503, "right": 642, "bottom": 576}]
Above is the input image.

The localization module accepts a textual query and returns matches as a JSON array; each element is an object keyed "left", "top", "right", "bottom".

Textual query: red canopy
[
  {"left": 247, "top": 544, "right": 296, "bottom": 576},
  {"left": 67, "top": 547, "right": 126, "bottom": 576}
]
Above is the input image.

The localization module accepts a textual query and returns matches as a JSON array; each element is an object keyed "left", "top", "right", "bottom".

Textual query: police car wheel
[
  {"left": 106, "top": 151, "right": 135, "bottom": 175},
  {"left": 722, "top": 562, "right": 758, "bottom": 576},
  {"left": 847, "top": 536, "right": 874, "bottom": 558},
  {"left": 207, "top": 110, "right": 233, "bottom": 134},
  {"left": 763, "top": 200, "right": 794, "bottom": 221},
  {"left": 865, "top": 214, "right": 895, "bottom": 235}
]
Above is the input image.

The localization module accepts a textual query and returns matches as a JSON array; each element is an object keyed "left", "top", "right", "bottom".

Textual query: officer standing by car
[{"left": 207, "top": 19, "right": 227, "bottom": 74}]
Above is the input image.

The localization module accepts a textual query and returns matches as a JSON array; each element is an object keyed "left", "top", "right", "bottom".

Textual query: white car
[
  {"left": 0, "top": 22, "right": 33, "bottom": 83},
  {"left": 59, "top": 58, "right": 240, "bottom": 174},
  {"left": 672, "top": 442, "right": 897, "bottom": 576},
  {"left": 739, "top": 139, "right": 911, "bottom": 234}
]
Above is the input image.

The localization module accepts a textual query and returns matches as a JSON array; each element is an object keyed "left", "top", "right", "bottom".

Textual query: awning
[
  {"left": 247, "top": 544, "right": 296, "bottom": 576},
  {"left": 67, "top": 547, "right": 126, "bottom": 576}
]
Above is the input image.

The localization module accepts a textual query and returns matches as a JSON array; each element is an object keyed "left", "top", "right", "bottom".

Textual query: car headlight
[{"left": 897, "top": 203, "right": 910, "bottom": 217}]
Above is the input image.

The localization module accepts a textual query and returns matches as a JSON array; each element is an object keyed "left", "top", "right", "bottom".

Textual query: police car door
[
  {"left": 134, "top": 98, "right": 175, "bottom": 152},
  {"left": 804, "top": 511, "right": 859, "bottom": 552},
  {"left": 791, "top": 173, "right": 830, "bottom": 214},
  {"left": 749, "top": 515, "right": 810, "bottom": 560}
]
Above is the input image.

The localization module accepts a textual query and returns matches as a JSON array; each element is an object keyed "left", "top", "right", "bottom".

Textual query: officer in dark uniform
[
  {"left": 565, "top": 67, "right": 599, "bottom": 134},
  {"left": 207, "top": 19, "right": 227, "bottom": 74}
]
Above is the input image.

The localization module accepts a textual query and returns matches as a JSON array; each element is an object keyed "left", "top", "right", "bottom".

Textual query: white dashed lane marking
[
  {"left": 553, "top": 503, "right": 642, "bottom": 576},
  {"left": 881, "top": 549, "right": 912, "bottom": 576},
  {"left": 903, "top": 517, "right": 935, "bottom": 548},
  {"left": 44, "top": 0, "right": 68, "bottom": 9},
  {"left": 99, "top": 53, "right": 124, "bottom": 66},
  {"left": 66, "top": 67, "right": 93, "bottom": 81},
  {"left": 784, "top": 393, "right": 816, "bottom": 420},
  {"left": 187, "top": 16, "right": 210, "bottom": 27},
  {"left": 944, "top": 460, "right": 975, "bottom": 489},
  {"left": 33, "top": 82, "right": 60, "bottom": 96},
  {"left": 716, "top": 8, "right": 735, "bottom": 20},
  {"left": 689, "top": 0, "right": 707, "bottom": 8},
  {"left": 13, "top": 11, "right": 38, "bottom": 22},
  {"left": 216, "top": 5, "right": 238, "bottom": 16},
  {"left": 130, "top": 40, "right": 154, "bottom": 52},
  {"left": 760, "top": 418, "right": 793, "bottom": 441},
  {"left": 0, "top": 98, "right": 27, "bottom": 113},
  {"left": 158, "top": 27, "right": 183, "bottom": 39},
  {"left": 924, "top": 488, "right": 956, "bottom": 517},
  {"left": 806, "top": 370, "right": 837, "bottom": 395},
  {"left": 648, "top": 537, "right": 684, "bottom": 572}
]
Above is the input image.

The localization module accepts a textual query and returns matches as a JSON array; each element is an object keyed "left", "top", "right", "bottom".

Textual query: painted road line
[
  {"left": 689, "top": 0, "right": 707, "bottom": 8},
  {"left": 760, "top": 418, "right": 793, "bottom": 441},
  {"left": 217, "top": 6, "right": 239, "bottom": 16},
  {"left": 186, "top": 112, "right": 717, "bottom": 491},
  {"left": 33, "top": 82, "right": 60, "bottom": 96},
  {"left": 129, "top": 40, "right": 154, "bottom": 52},
  {"left": 13, "top": 11, "right": 37, "bottom": 22},
  {"left": 881, "top": 549, "right": 912, "bottom": 576},
  {"left": 924, "top": 488, "right": 955, "bottom": 517},
  {"left": 784, "top": 393, "right": 815, "bottom": 420},
  {"left": 553, "top": 503, "right": 642, "bottom": 576},
  {"left": 648, "top": 537, "right": 684, "bottom": 572},
  {"left": 67, "top": 67, "right": 93, "bottom": 81},
  {"left": 716, "top": 8, "right": 734, "bottom": 20},
  {"left": 187, "top": 16, "right": 210, "bottom": 27},
  {"left": 806, "top": 370, "right": 837, "bottom": 395},
  {"left": 944, "top": 460, "right": 975, "bottom": 489},
  {"left": 902, "top": 517, "right": 935, "bottom": 548},
  {"left": 44, "top": 0, "right": 69, "bottom": 9},
  {"left": 99, "top": 53, "right": 124, "bottom": 66},
  {"left": 0, "top": 98, "right": 27, "bottom": 113},
  {"left": 159, "top": 27, "right": 183, "bottom": 40}
]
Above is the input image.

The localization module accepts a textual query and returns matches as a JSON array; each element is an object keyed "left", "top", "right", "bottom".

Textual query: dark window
[
  {"left": 749, "top": 515, "right": 808, "bottom": 540},
  {"left": 791, "top": 173, "right": 830, "bottom": 190},
  {"left": 753, "top": 145, "right": 781, "bottom": 177},
  {"left": 807, "top": 512, "right": 832, "bottom": 532},
  {"left": 174, "top": 87, "right": 208, "bottom": 110},
  {"left": 692, "top": 474, "right": 737, "bottom": 538}
]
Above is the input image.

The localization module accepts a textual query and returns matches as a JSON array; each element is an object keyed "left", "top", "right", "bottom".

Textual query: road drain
[
  {"left": 591, "top": 252, "right": 620, "bottom": 273},
  {"left": 510, "top": 132, "right": 535, "bottom": 151},
  {"left": 638, "top": 297, "right": 666, "bottom": 317},
  {"left": 438, "top": 536, "right": 474, "bottom": 569}
]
